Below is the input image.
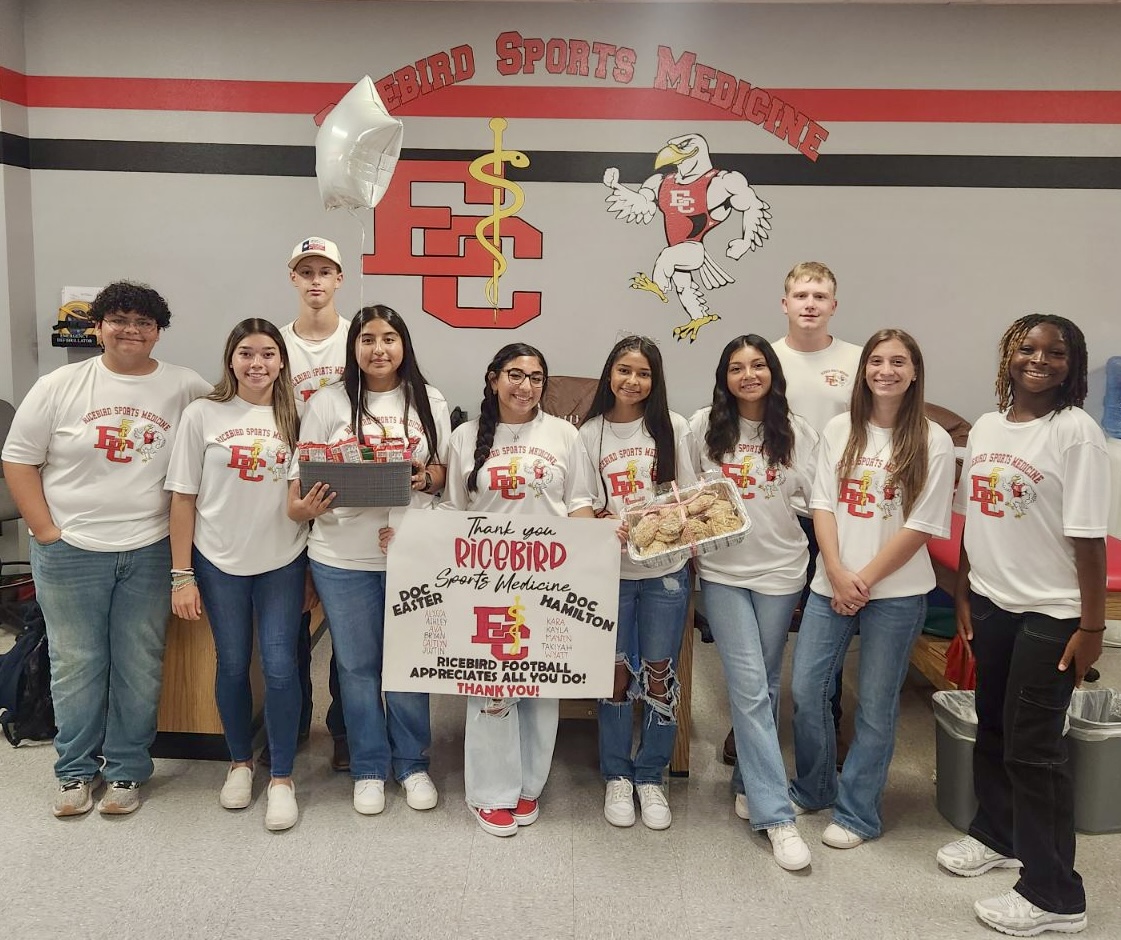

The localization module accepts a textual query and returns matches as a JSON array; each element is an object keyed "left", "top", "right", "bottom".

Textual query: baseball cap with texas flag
[{"left": 288, "top": 236, "right": 343, "bottom": 272}]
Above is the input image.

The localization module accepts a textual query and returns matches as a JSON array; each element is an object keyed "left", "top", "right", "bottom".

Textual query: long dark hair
[
  {"left": 995, "top": 314, "right": 1088, "bottom": 413},
  {"left": 705, "top": 334, "right": 794, "bottom": 467},
  {"left": 841, "top": 328, "right": 928, "bottom": 519},
  {"left": 342, "top": 305, "right": 439, "bottom": 463},
  {"left": 209, "top": 318, "right": 299, "bottom": 451},
  {"left": 467, "top": 343, "right": 549, "bottom": 493},
  {"left": 584, "top": 336, "right": 677, "bottom": 506}
]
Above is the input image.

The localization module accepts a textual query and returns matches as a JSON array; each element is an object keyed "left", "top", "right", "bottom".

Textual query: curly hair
[
  {"left": 89, "top": 281, "right": 172, "bottom": 329},
  {"left": 209, "top": 318, "right": 299, "bottom": 451},
  {"left": 995, "top": 314, "right": 1088, "bottom": 413},
  {"left": 468, "top": 343, "right": 548, "bottom": 493},
  {"left": 584, "top": 336, "right": 677, "bottom": 506},
  {"left": 840, "top": 329, "right": 929, "bottom": 519},
  {"left": 342, "top": 305, "right": 440, "bottom": 464},
  {"left": 704, "top": 335, "right": 794, "bottom": 467}
]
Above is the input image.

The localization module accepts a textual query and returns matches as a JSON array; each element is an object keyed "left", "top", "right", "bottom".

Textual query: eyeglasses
[
  {"left": 502, "top": 368, "right": 546, "bottom": 387},
  {"left": 102, "top": 315, "right": 159, "bottom": 333}
]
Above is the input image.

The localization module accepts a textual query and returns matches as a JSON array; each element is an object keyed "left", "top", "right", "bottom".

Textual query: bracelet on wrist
[
  {"left": 171, "top": 567, "right": 195, "bottom": 575},
  {"left": 1077, "top": 625, "right": 1106, "bottom": 634}
]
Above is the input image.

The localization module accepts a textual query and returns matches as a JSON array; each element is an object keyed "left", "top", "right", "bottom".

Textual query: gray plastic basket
[
  {"left": 932, "top": 689, "right": 978, "bottom": 833},
  {"left": 299, "top": 460, "right": 411, "bottom": 507}
]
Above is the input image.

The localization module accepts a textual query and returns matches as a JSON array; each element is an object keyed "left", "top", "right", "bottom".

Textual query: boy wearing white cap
[{"left": 279, "top": 237, "right": 350, "bottom": 771}]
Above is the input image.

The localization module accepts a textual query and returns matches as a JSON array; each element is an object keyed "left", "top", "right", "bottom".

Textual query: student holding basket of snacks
[{"left": 290, "top": 305, "right": 450, "bottom": 818}]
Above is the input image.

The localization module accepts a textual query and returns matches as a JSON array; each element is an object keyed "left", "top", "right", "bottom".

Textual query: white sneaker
[
  {"left": 734, "top": 794, "right": 749, "bottom": 821},
  {"left": 974, "top": 889, "right": 1087, "bottom": 936},
  {"left": 401, "top": 772, "right": 438, "bottom": 811},
  {"left": 353, "top": 779, "right": 385, "bottom": 815},
  {"left": 603, "top": 779, "right": 636, "bottom": 827},
  {"left": 822, "top": 822, "right": 864, "bottom": 849},
  {"left": 767, "top": 823, "right": 812, "bottom": 871},
  {"left": 938, "top": 835, "right": 1022, "bottom": 877},
  {"left": 265, "top": 781, "right": 298, "bottom": 831},
  {"left": 635, "top": 783, "right": 671, "bottom": 830},
  {"left": 52, "top": 779, "right": 95, "bottom": 818},
  {"left": 219, "top": 765, "right": 254, "bottom": 810}
]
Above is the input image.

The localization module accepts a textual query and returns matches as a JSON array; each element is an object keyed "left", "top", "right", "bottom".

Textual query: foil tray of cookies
[{"left": 624, "top": 476, "right": 752, "bottom": 568}]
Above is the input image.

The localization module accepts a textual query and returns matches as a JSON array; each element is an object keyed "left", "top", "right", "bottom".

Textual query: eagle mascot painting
[{"left": 603, "top": 133, "right": 771, "bottom": 342}]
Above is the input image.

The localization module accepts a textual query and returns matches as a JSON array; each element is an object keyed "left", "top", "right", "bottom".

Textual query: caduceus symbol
[
  {"left": 506, "top": 595, "right": 526, "bottom": 656},
  {"left": 469, "top": 117, "right": 530, "bottom": 322}
]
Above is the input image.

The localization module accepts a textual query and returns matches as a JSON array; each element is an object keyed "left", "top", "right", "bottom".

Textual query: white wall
[{"left": 4, "top": 0, "right": 1120, "bottom": 423}]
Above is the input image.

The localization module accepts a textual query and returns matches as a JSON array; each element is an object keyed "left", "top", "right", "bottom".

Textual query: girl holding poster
[
  {"left": 292, "top": 305, "right": 451, "bottom": 818},
  {"left": 937, "top": 316, "right": 1105, "bottom": 937},
  {"left": 689, "top": 334, "right": 818, "bottom": 870},
  {"left": 443, "top": 343, "right": 596, "bottom": 837},
  {"left": 166, "top": 318, "right": 307, "bottom": 831},
  {"left": 579, "top": 336, "right": 696, "bottom": 831},
  {"left": 789, "top": 329, "right": 954, "bottom": 850}
]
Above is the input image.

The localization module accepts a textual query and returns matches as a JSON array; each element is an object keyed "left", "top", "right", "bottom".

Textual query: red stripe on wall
[
  {"left": 0, "top": 66, "right": 29, "bottom": 106},
  {"left": 2, "top": 71, "right": 1119, "bottom": 124}
]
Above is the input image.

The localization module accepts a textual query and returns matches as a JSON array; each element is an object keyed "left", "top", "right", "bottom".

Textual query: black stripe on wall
[{"left": 2, "top": 135, "right": 1119, "bottom": 189}]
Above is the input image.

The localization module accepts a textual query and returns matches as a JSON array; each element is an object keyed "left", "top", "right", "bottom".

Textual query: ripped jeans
[
  {"left": 968, "top": 591, "right": 1084, "bottom": 915},
  {"left": 598, "top": 568, "right": 690, "bottom": 784},
  {"left": 464, "top": 696, "right": 559, "bottom": 810}
]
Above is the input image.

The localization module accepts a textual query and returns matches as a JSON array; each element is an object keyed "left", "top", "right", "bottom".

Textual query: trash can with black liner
[
  {"left": 932, "top": 689, "right": 979, "bottom": 832},
  {"left": 1067, "top": 689, "right": 1121, "bottom": 834}
]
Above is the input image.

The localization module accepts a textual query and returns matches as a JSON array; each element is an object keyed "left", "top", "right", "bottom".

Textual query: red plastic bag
[{"left": 944, "top": 634, "right": 976, "bottom": 690}]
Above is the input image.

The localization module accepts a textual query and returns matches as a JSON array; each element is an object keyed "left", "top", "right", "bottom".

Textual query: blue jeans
[
  {"left": 703, "top": 580, "right": 801, "bottom": 830},
  {"left": 464, "top": 696, "right": 559, "bottom": 809},
  {"left": 790, "top": 590, "right": 927, "bottom": 839},
  {"left": 30, "top": 537, "right": 171, "bottom": 783},
  {"left": 193, "top": 549, "right": 306, "bottom": 778},
  {"left": 968, "top": 592, "right": 1084, "bottom": 915},
  {"left": 598, "top": 569, "right": 690, "bottom": 785},
  {"left": 309, "top": 561, "right": 430, "bottom": 781}
]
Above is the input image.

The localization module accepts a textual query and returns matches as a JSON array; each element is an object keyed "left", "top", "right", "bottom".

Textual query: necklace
[
  {"left": 606, "top": 417, "right": 643, "bottom": 441},
  {"left": 500, "top": 422, "right": 526, "bottom": 443},
  {"left": 868, "top": 425, "right": 893, "bottom": 463}
]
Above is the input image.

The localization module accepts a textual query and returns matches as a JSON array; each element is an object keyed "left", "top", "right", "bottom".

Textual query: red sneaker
[
  {"left": 512, "top": 797, "right": 539, "bottom": 826},
  {"left": 472, "top": 806, "right": 517, "bottom": 837}
]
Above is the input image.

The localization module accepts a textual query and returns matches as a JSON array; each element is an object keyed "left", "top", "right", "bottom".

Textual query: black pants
[
  {"left": 798, "top": 515, "right": 843, "bottom": 729},
  {"left": 295, "top": 609, "right": 347, "bottom": 739},
  {"left": 968, "top": 591, "right": 1084, "bottom": 915}
]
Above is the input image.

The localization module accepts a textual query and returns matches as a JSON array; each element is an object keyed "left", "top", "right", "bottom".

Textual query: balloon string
[{"left": 348, "top": 206, "right": 366, "bottom": 315}]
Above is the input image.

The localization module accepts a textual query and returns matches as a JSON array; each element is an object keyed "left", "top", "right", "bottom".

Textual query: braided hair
[
  {"left": 342, "top": 305, "right": 440, "bottom": 462},
  {"left": 467, "top": 343, "right": 549, "bottom": 492},
  {"left": 705, "top": 335, "right": 794, "bottom": 468},
  {"left": 995, "top": 314, "right": 1088, "bottom": 413}
]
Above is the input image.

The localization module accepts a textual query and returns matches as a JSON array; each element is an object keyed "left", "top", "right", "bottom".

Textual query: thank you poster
[{"left": 383, "top": 509, "right": 621, "bottom": 698}]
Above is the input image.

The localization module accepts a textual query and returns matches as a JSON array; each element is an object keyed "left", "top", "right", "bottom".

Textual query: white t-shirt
[
  {"left": 810, "top": 413, "right": 955, "bottom": 599},
  {"left": 578, "top": 412, "right": 697, "bottom": 580},
  {"left": 772, "top": 336, "right": 862, "bottom": 434},
  {"left": 443, "top": 411, "right": 595, "bottom": 518},
  {"left": 299, "top": 383, "right": 451, "bottom": 571},
  {"left": 690, "top": 408, "right": 819, "bottom": 594},
  {"left": 281, "top": 316, "right": 349, "bottom": 415},
  {"left": 2, "top": 357, "right": 210, "bottom": 552},
  {"left": 165, "top": 397, "right": 306, "bottom": 576},
  {"left": 956, "top": 408, "right": 1109, "bottom": 619}
]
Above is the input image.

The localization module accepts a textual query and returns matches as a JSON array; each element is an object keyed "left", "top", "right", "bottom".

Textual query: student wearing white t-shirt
[
  {"left": 443, "top": 344, "right": 596, "bottom": 837},
  {"left": 579, "top": 336, "right": 696, "bottom": 832},
  {"left": 281, "top": 236, "right": 351, "bottom": 771},
  {"left": 690, "top": 334, "right": 818, "bottom": 872},
  {"left": 166, "top": 319, "right": 308, "bottom": 832},
  {"left": 293, "top": 305, "right": 450, "bottom": 818},
  {"left": 790, "top": 329, "right": 954, "bottom": 849},
  {"left": 771, "top": 262, "right": 861, "bottom": 435},
  {"left": 936, "top": 316, "right": 1106, "bottom": 938},
  {"left": 2, "top": 281, "right": 209, "bottom": 819}
]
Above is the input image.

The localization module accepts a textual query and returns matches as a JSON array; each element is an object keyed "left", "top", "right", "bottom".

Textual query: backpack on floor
[{"left": 0, "top": 604, "right": 57, "bottom": 746}]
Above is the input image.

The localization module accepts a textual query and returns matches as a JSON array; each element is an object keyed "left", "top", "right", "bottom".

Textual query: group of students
[{"left": 2, "top": 247, "right": 1108, "bottom": 937}]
